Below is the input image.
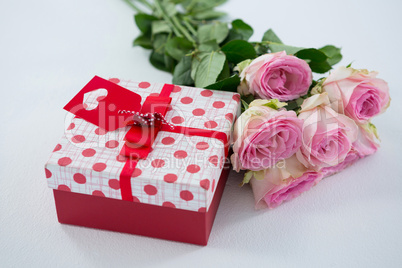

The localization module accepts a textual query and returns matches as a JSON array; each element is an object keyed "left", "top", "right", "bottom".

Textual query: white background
[{"left": 1, "top": 0, "right": 402, "bottom": 267}]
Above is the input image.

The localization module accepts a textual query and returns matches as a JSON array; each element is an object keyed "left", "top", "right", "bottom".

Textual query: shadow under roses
[{"left": 209, "top": 152, "right": 389, "bottom": 253}]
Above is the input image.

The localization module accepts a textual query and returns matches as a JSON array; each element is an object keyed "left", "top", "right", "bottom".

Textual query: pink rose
[
  {"left": 231, "top": 101, "right": 303, "bottom": 171},
  {"left": 320, "top": 124, "right": 380, "bottom": 177},
  {"left": 353, "top": 123, "right": 380, "bottom": 157},
  {"left": 322, "top": 66, "right": 390, "bottom": 123},
  {"left": 296, "top": 93, "right": 359, "bottom": 168},
  {"left": 321, "top": 149, "right": 360, "bottom": 177},
  {"left": 249, "top": 155, "right": 323, "bottom": 209},
  {"left": 238, "top": 51, "right": 313, "bottom": 101}
]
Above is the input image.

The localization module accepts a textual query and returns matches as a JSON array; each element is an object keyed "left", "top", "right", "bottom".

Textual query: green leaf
[
  {"left": 191, "top": 55, "right": 202, "bottom": 80},
  {"left": 242, "top": 94, "right": 255, "bottom": 104},
  {"left": 150, "top": 51, "right": 169, "bottom": 72},
  {"left": 165, "top": 37, "right": 193, "bottom": 61},
  {"left": 262, "top": 29, "right": 282, "bottom": 44},
  {"left": 217, "top": 60, "right": 230, "bottom": 80},
  {"left": 296, "top": 48, "right": 328, "bottom": 62},
  {"left": 254, "top": 43, "right": 269, "bottom": 56},
  {"left": 197, "top": 22, "right": 229, "bottom": 44},
  {"left": 205, "top": 74, "right": 240, "bottom": 92},
  {"left": 198, "top": 40, "right": 220, "bottom": 52},
  {"left": 269, "top": 44, "right": 303, "bottom": 55},
  {"left": 231, "top": 19, "right": 253, "bottom": 40},
  {"left": 319, "top": 45, "right": 342, "bottom": 66},
  {"left": 152, "top": 20, "right": 172, "bottom": 36},
  {"left": 152, "top": 34, "right": 168, "bottom": 52},
  {"left": 221, "top": 40, "right": 257, "bottom": 64},
  {"left": 193, "top": 9, "right": 226, "bottom": 20},
  {"left": 164, "top": 54, "right": 175, "bottom": 73},
  {"left": 241, "top": 94, "right": 254, "bottom": 111},
  {"left": 295, "top": 48, "right": 332, "bottom": 73},
  {"left": 133, "top": 35, "right": 153, "bottom": 49},
  {"left": 134, "top": 14, "right": 158, "bottom": 35},
  {"left": 308, "top": 61, "right": 332, "bottom": 74},
  {"left": 194, "top": 51, "right": 226, "bottom": 88},
  {"left": 172, "top": 56, "right": 194, "bottom": 85},
  {"left": 154, "top": 0, "right": 177, "bottom": 17},
  {"left": 241, "top": 99, "right": 249, "bottom": 110},
  {"left": 190, "top": 52, "right": 210, "bottom": 80}
]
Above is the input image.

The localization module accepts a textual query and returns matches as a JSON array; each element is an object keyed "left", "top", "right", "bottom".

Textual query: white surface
[{"left": 1, "top": 0, "right": 401, "bottom": 267}]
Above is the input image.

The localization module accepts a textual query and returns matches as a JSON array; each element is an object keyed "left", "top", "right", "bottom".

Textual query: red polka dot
[
  {"left": 225, "top": 113, "right": 234, "bottom": 122},
  {"left": 204, "top": 121, "right": 218, "bottom": 129},
  {"left": 67, "top": 123, "right": 75, "bottom": 130},
  {"left": 108, "top": 78, "right": 120, "bottom": 84},
  {"left": 116, "top": 155, "right": 127, "bottom": 162},
  {"left": 172, "top": 85, "right": 182, "bottom": 92},
  {"left": 180, "top": 190, "right": 194, "bottom": 201},
  {"left": 92, "top": 190, "right": 105, "bottom": 197},
  {"left": 82, "top": 148, "right": 96, "bottom": 157},
  {"left": 198, "top": 207, "right": 206, "bottom": 212},
  {"left": 161, "top": 137, "right": 175, "bottom": 145},
  {"left": 196, "top": 142, "right": 209, "bottom": 150},
  {"left": 133, "top": 196, "right": 140, "bottom": 203},
  {"left": 151, "top": 159, "right": 165, "bottom": 168},
  {"left": 57, "top": 185, "right": 71, "bottom": 192},
  {"left": 108, "top": 179, "right": 120, "bottom": 190},
  {"left": 53, "top": 144, "right": 62, "bottom": 152},
  {"left": 162, "top": 202, "right": 176, "bottom": 208},
  {"left": 181, "top": 97, "right": 193, "bottom": 104},
  {"left": 192, "top": 108, "right": 205, "bottom": 116},
  {"left": 187, "top": 164, "right": 201, "bottom": 173},
  {"left": 233, "top": 94, "right": 240, "bottom": 102},
  {"left": 45, "top": 168, "right": 52, "bottom": 178},
  {"left": 171, "top": 116, "right": 184, "bottom": 124},
  {"left": 108, "top": 104, "right": 116, "bottom": 112},
  {"left": 58, "top": 157, "right": 72, "bottom": 166},
  {"left": 208, "top": 155, "right": 219, "bottom": 166},
  {"left": 139, "top": 82, "right": 151, "bottom": 88},
  {"left": 213, "top": 101, "right": 225, "bottom": 108},
  {"left": 212, "top": 179, "right": 216, "bottom": 191},
  {"left": 164, "top": 173, "right": 178, "bottom": 183},
  {"left": 72, "top": 135, "right": 85, "bottom": 143},
  {"left": 105, "top": 140, "right": 119, "bottom": 149},
  {"left": 174, "top": 150, "right": 187, "bottom": 159},
  {"left": 132, "top": 168, "right": 142, "bottom": 177},
  {"left": 95, "top": 128, "right": 107, "bottom": 135},
  {"left": 144, "top": 185, "right": 158, "bottom": 195},
  {"left": 201, "top": 89, "right": 213, "bottom": 97},
  {"left": 200, "top": 179, "right": 210, "bottom": 190},
  {"left": 93, "top": 163, "right": 107, "bottom": 172},
  {"left": 149, "top": 93, "right": 159, "bottom": 97},
  {"left": 73, "top": 173, "right": 86, "bottom": 184}
]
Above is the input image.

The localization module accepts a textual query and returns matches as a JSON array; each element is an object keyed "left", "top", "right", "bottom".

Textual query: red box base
[{"left": 53, "top": 163, "right": 230, "bottom": 246}]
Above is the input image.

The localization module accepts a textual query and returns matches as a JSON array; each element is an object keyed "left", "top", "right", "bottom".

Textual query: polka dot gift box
[{"left": 44, "top": 76, "right": 241, "bottom": 245}]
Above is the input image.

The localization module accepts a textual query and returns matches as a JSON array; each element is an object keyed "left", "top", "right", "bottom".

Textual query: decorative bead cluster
[{"left": 129, "top": 111, "right": 175, "bottom": 129}]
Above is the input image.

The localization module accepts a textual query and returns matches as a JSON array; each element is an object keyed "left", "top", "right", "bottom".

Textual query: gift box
[{"left": 44, "top": 76, "right": 241, "bottom": 245}]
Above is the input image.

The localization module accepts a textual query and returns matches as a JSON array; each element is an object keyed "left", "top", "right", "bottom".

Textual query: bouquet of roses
[
  {"left": 233, "top": 62, "right": 390, "bottom": 208},
  {"left": 126, "top": 0, "right": 391, "bottom": 209}
]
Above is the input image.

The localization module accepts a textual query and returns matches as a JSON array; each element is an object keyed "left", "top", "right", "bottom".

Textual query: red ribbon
[
  {"left": 63, "top": 77, "right": 229, "bottom": 203},
  {"left": 118, "top": 84, "right": 228, "bottom": 202}
]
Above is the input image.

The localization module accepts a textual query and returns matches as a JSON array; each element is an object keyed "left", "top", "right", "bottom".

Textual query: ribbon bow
[{"left": 64, "top": 76, "right": 229, "bottom": 202}]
